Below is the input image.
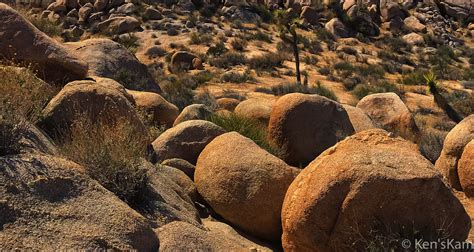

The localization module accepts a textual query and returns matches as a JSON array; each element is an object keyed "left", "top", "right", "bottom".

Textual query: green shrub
[
  {"left": 352, "top": 81, "right": 402, "bottom": 100},
  {"left": 318, "top": 67, "right": 331, "bottom": 75},
  {"left": 400, "top": 70, "right": 429, "bottom": 85},
  {"left": 207, "top": 113, "right": 282, "bottom": 156},
  {"left": 192, "top": 70, "right": 215, "bottom": 85},
  {"left": 0, "top": 65, "right": 55, "bottom": 156},
  {"left": 190, "top": 32, "right": 214, "bottom": 45},
  {"left": 250, "top": 4, "right": 273, "bottom": 22},
  {"left": 444, "top": 90, "right": 474, "bottom": 117},
  {"left": 160, "top": 75, "right": 196, "bottom": 110},
  {"left": 315, "top": 28, "right": 335, "bottom": 43},
  {"left": 230, "top": 38, "right": 248, "bottom": 51},
  {"left": 60, "top": 117, "right": 148, "bottom": 204},
  {"left": 207, "top": 41, "right": 228, "bottom": 56},
  {"left": 248, "top": 52, "right": 285, "bottom": 71},
  {"left": 255, "top": 82, "right": 338, "bottom": 101},
  {"left": 220, "top": 70, "right": 255, "bottom": 83},
  {"left": 209, "top": 52, "right": 247, "bottom": 68}
]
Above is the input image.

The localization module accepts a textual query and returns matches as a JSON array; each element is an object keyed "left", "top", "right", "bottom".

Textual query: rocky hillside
[{"left": 0, "top": 0, "right": 473, "bottom": 250}]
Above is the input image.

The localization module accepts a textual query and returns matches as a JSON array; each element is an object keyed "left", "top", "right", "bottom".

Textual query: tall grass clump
[
  {"left": 0, "top": 65, "right": 55, "bottom": 156},
  {"left": 60, "top": 117, "right": 149, "bottom": 204},
  {"left": 208, "top": 113, "right": 282, "bottom": 157}
]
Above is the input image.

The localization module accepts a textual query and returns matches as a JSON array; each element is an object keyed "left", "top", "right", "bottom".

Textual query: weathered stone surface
[
  {"left": 67, "top": 39, "right": 160, "bottom": 92},
  {"left": 459, "top": 140, "right": 474, "bottom": 197},
  {"left": 0, "top": 3, "right": 88, "bottom": 84},
  {"left": 269, "top": 93, "right": 355, "bottom": 166},
  {"left": 152, "top": 120, "right": 225, "bottom": 164},
  {"left": 436, "top": 115, "right": 474, "bottom": 190},
  {"left": 282, "top": 129, "right": 471, "bottom": 251},
  {"left": 195, "top": 132, "right": 300, "bottom": 241}
]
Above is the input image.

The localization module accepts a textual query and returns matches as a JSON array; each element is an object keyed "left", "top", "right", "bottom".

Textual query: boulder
[
  {"left": 78, "top": 3, "right": 93, "bottom": 23},
  {"left": 98, "top": 16, "right": 141, "bottom": 34},
  {"left": 459, "top": 140, "right": 474, "bottom": 197},
  {"left": 346, "top": 4, "right": 380, "bottom": 36},
  {"left": 435, "top": 115, "right": 474, "bottom": 190},
  {"left": 300, "top": 6, "right": 319, "bottom": 25},
  {"left": 403, "top": 16, "right": 426, "bottom": 33},
  {"left": 381, "top": 2, "right": 404, "bottom": 21},
  {"left": 281, "top": 129, "right": 471, "bottom": 251},
  {"left": 325, "top": 18, "right": 352, "bottom": 39},
  {"left": 195, "top": 132, "right": 300, "bottom": 241},
  {"left": 66, "top": 39, "right": 160, "bottom": 92},
  {"left": 0, "top": 3, "right": 88, "bottom": 84},
  {"left": 162, "top": 158, "right": 196, "bottom": 180},
  {"left": 143, "top": 6, "right": 162, "bottom": 20},
  {"left": 357, "top": 92, "right": 419, "bottom": 142},
  {"left": 342, "top": 104, "right": 376, "bottom": 132},
  {"left": 116, "top": 2, "right": 135, "bottom": 14},
  {"left": 133, "top": 160, "right": 202, "bottom": 227},
  {"left": 438, "top": 0, "right": 473, "bottom": 21},
  {"left": 159, "top": 165, "right": 200, "bottom": 203},
  {"left": 234, "top": 99, "right": 274, "bottom": 125},
  {"left": 268, "top": 93, "right": 355, "bottom": 166},
  {"left": 152, "top": 120, "right": 225, "bottom": 164},
  {"left": 0, "top": 154, "right": 158, "bottom": 250},
  {"left": 170, "top": 51, "right": 200, "bottom": 72},
  {"left": 402, "top": 32, "right": 424, "bottom": 45},
  {"left": 39, "top": 78, "right": 148, "bottom": 141},
  {"left": 128, "top": 90, "right": 179, "bottom": 127},
  {"left": 216, "top": 98, "right": 241, "bottom": 111},
  {"left": 93, "top": 0, "right": 108, "bottom": 11},
  {"left": 173, "top": 104, "right": 213, "bottom": 126},
  {"left": 157, "top": 220, "right": 273, "bottom": 251}
]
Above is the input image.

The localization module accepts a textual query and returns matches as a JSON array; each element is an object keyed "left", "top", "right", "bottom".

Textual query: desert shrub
[
  {"left": 207, "top": 113, "right": 282, "bottom": 156},
  {"left": 230, "top": 38, "right": 248, "bottom": 51},
  {"left": 315, "top": 28, "right": 334, "bottom": 43},
  {"left": 113, "top": 33, "right": 139, "bottom": 53},
  {"left": 444, "top": 90, "right": 474, "bottom": 117},
  {"left": 248, "top": 52, "right": 285, "bottom": 71},
  {"left": 334, "top": 61, "right": 355, "bottom": 72},
  {"left": 207, "top": 41, "right": 228, "bottom": 56},
  {"left": 113, "top": 69, "right": 149, "bottom": 90},
  {"left": 60, "top": 117, "right": 148, "bottom": 204},
  {"left": 192, "top": 70, "right": 215, "bottom": 85},
  {"left": 341, "top": 47, "right": 358, "bottom": 56},
  {"left": 400, "top": 69, "right": 428, "bottom": 85},
  {"left": 220, "top": 69, "right": 255, "bottom": 83},
  {"left": 239, "top": 30, "right": 273, "bottom": 43},
  {"left": 377, "top": 36, "right": 411, "bottom": 54},
  {"left": 209, "top": 51, "right": 246, "bottom": 68},
  {"left": 318, "top": 67, "right": 331, "bottom": 75},
  {"left": 462, "top": 67, "right": 474, "bottom": 81},
  {"left": 429, "top": 46, "right": 458, "bottom": 79},
  {"left": 19, "top": 10, "right": 62, "bottom": 38},
  {"left": 0, "top": 65, "right": 55, "bottom": 156},
  {"left": 352, "top": 81, "right": 402, "bottom": 100},
  {"left": 190, "top": 32, "right": 213, "bottom": 45},
  {"left": 302, "top": 55, "right": 318, "bottom": 65},
  {"left": 160, "top": 75, "right": 195, "bottom": 109},
  {"left": 219, "top": 89, "right": 246, "bottom": 100},
  {"left": 355, "top": 64, "right": 386, "bottom": 79},
  {"left": 255, "top": 82, "right": 338, "bottom": 101},
  {"left": 193, "top": 89, "right": 218, "bottom": 110},
  {"left": 300, "top": 36, "right": 323, "bottom": 54},
  {"left": 250, "top": 4, "right": 273, "bottom": 22}
]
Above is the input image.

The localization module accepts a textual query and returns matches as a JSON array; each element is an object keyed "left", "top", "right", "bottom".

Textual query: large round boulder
[
  {"left": 282, "top": 129, "right": 471, "bottom": 251},
  {"left": 435, "top": 115, "right": 474, "bottom": 190},
  {"left": 0, "top": 3, "right": 88, "bottom": 84},
  {"left": 268, "top": 93, "right": 355, "bottom": 166},
  {"left": 195, "top": 132, "right": 300, "bottom": 241},
  {"left": 342, "top": 104, "right": 376, "bottom": 132},
  {"left": 152, "top": 120, "right": 225, "bottom": 164},
  {"left": 39, "top": 78, "right": 148, "bottom": 140},
  {"left": 459, "top": 140, "right": 474, "bottom": 197},
  {"left": 0, "top": 154, "right": 158, "bottom": 250},
  {"left": 97, "top": 16, "right": 141, "bottom": 34},
  {"left": 66, "top": 38, "right": 160, "bottom": 92},
  {"left": 170, "top": 51, "right": 201, "bottom": 72},
  {"left": 128, "top": 90, "right": 179, "bottom": 127},
  {"left": 357, "top": 92, "right": 419, "bottom": 141},
  {"left": 235, "top": 99, "right": 274, "bottom": 126}
]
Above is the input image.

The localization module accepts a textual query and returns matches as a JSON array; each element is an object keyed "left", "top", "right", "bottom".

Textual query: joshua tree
[
  {"left": 275, "top": 9, "right": 303, "bottom": 85},
  {"left": 424, "top": 72, "right": 463, "bottom": 123}
]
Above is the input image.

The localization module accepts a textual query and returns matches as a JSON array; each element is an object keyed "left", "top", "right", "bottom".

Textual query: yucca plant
[{"left": 424, "top": 71, "right": 462, "bottom": 123}]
